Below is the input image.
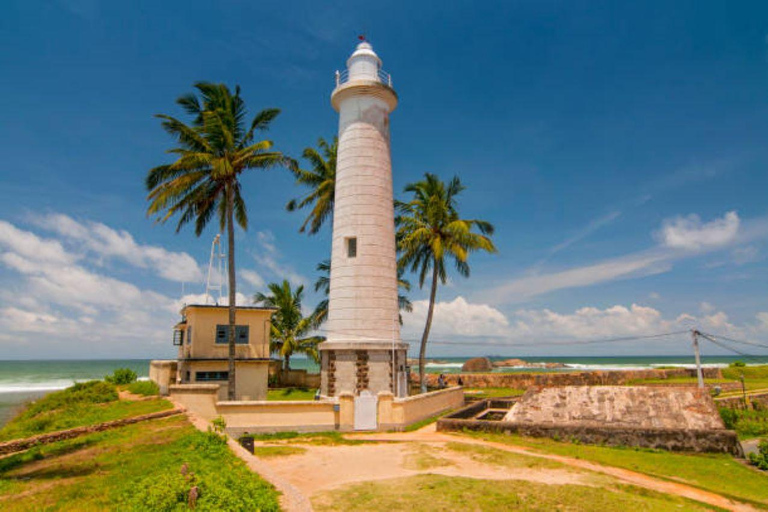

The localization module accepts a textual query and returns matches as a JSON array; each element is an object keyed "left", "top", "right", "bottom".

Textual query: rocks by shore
[{"left": 493, "top": 358, "right": 568, "bottom": 369}]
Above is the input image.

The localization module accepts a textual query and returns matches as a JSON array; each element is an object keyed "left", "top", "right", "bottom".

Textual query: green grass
[
  {"left": 462, "top": 431, "right": 768, "bottom": 508},
  {"left": 720, "top": 407, "right": 768, "bottom": 439},
  {"left": 403, "top": 409, "right": 458, "bottom": 432},
  {"left": 266, "top": 387, "right": 317, "bottom": 401},
  {"left": 464, "top": 387, "right": 527, "bottom": 399},
  {"left": 445, "top": 442, "right": 567, "bottom": 470},
  {"left": 252, "top": 445, "right": 307, "bottom": 458},
  {"left": 0, "top": 415, "right": 280, "bottom": 511},
  {"left": 628, "top": 377, "right": 732, "bottom": 385},
  {"left": 0, "top": 383, "right": 173, "bottom": 442},
  {"left": 312, "top": 474, "right": 715, "bottom": 511},
  {"left": 248, "top": 430, "right": 372, "bottom": 446},
  {"left": 125, "top": 380, "right": 160, "bottom": 396}
]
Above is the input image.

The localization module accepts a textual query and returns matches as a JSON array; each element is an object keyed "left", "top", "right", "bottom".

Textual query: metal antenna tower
[{"left": 204, "top": 234, "right": 226, "bottom": 305}]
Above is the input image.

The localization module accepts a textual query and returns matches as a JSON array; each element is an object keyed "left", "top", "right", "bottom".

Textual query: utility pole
[{"left": 691, "top": 329, "right": 704, "bottom": 389}]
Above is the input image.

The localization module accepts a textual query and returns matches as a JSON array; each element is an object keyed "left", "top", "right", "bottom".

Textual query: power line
[
  {"left": 697, "top": 332, "right": 768, "bottom": 362},
  {"left": 698, "top": 331, "right": 768, "bottom": 350},
  {"left": 314, "top": 327, "right": 690, "bottom": 348}
]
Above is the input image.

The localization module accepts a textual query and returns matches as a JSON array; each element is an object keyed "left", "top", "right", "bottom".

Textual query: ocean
[{"left": 1, "top": 355, "right": 766, "bottom": 427}]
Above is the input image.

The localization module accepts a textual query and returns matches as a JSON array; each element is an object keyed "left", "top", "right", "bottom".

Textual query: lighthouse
[{"left": 319, "top": 40, "right": 408, "bottom": 398}]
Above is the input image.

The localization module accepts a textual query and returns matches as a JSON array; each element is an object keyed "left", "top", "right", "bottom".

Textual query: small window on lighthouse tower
[{"left": 346, "top": 237, "right": 357, "bottom": 258}]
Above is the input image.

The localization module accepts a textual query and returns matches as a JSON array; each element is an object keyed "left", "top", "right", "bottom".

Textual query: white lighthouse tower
[{"left": 319, "top": 40, "right": 408, "bottom": 398}]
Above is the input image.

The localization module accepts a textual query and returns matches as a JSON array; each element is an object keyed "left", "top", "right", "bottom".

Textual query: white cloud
[
  {"left": 241, "top": 269, "right": 265, "bottom": 289},
  {"left": 402, "top": 296, "right": 509, "bottom": 339},
  {"left": 483, "top": 251, "right": 670, "bottom": 303},
  {"left": 700, "top": 302, "right": 716, "bottom": 314},
  {"left": 177, "top": 292, "right": 250, "bottom": 308},
  {"left": 0, "top": 221, "right": 74, "bottom": 265},
  {"left": 253, "top": 231, "right": 307, "bottom": 286},
  {"left": 658, "top": 211, "right": 740, "bottom": 250},
  {"left": 33, "top": 214, "right": 202, "bottom": 282}
]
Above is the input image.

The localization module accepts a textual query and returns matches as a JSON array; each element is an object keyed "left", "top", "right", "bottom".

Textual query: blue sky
[{"left": 1, "top": 0, "right": 767, "bottom": 359}]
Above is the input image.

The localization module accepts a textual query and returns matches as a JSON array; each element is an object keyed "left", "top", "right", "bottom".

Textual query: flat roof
[{"left": 183, "top": 304, "right": 277, "bottom": 312}]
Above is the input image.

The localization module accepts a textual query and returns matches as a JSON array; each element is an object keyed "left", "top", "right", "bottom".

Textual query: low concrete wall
[
  {"left": 218, "top": 400, "right": 339, "bottom": 435},
  {"left": 438, "top": 399, "right": 743, "bottom": 456},
  {"left": 169, "top": 384, "right": 220, "bottom": 421},
  {"left": 438, "top": 417, "right": 743, "bottom": 456},
  {"left": 149, "top": 360, "right": 177, "bottom": 395},
  {"left": 379, "top": 387, "right": 464, "bottom": 431},
  {"left": 420, "top": 368, "right": 723, "bottom": 388}
]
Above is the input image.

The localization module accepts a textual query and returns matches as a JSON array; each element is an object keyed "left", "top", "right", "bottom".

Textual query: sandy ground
[
  {"left": 173, "top": 397, "right": 759, "bottom": 512},
  {"left": 262, "top": 424, "right": 760, "bottom": 512}
]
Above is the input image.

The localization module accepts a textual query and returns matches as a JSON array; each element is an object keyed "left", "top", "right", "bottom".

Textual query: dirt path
[{"left": 259, "top": 424, "right": 759, "bottom": 512}]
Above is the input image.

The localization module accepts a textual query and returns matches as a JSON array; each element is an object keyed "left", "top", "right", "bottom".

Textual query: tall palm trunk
[
  {"left": 419, "top": 263, "right": 439, "bottom": 393},
  {"left": 284, "top": 353, "right": 291, "bottom": 371},
  {"left": 226, "top": 184, "right": 237, "bottom": 400}
]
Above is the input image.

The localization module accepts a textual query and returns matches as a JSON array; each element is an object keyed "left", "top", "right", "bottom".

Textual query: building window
[
  {"left": 215, "top": 325, "right": 249, "bottom": 344},
  {"left": 347, "top": 237, "right": 357, "bottom": 258},
  {"left": 187, "top": 326, "right": 192, "bottom": 345},
  {"left": 195, "top": 371, "right": 228, "bottom": 382},
  {"left": 173, "top": 329, "right": 184, "bottom": 346}
]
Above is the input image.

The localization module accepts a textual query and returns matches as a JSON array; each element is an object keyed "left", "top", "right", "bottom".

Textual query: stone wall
[
  {"left": 0, "top": 408, "right": 183, "bottom": 456},
  {"left": 378, "top": 387, "right": 465, "bottom": 430},
  {"left": 437, "top": 416, "right": 743, "bottom": 456},
  {"left": 418, "top": 368, "right": 722, "bottom": 388},
  {"left": 505, "top": 386, "right": 725, "bottom": 430}
]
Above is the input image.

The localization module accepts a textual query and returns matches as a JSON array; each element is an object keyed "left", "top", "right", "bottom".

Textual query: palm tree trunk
[
  {"left": 284, "top": 353, "right": 291, "bottom": 371},
  {"left": 226, "top": 184, "right": 237, "bottom": 401},
  {"left": 419, "top": 263, "right": 439, "bottom": 393}
]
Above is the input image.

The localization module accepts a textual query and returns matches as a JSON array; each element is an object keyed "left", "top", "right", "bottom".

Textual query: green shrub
[
  {"left": 719, "top": 407, "right": 738, "bottom": 430},
  {"left": 127, "top": 380, "right": 160, "bottom": 396},
  {"left": 730, "top": 361, "right": 747, "bottom": 368},
  {"left": 105, "top": 368, "right": 138, "bottom": 385},
  {"left": 23, "top": 380, "right": 117, "bottom": 418},
  {"left": 124, "top": 430, "right": 279, "bottom": 511},
  {"left": 748, "top": 439, "right": 768, "bottom": 471}
]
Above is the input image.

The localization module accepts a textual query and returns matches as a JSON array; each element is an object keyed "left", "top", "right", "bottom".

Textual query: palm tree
[
  {"left": 286, "top": 137, "right": 337, "bottom": 234},
  {"left": 254, "top": 280, "right": 324, "bottom": 370},
  {"left": 146, "top": 82, "right": 286, "bottom": 400},
  {"left": 311, "top": 259, "right": 413, "bottom": 328},
  {"left": 396, "top": 173, "right": 497, "bottom": 392}
]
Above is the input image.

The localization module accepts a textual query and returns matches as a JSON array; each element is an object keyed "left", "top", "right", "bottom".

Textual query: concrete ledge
[
  {"left": 438, "top": 400, "right": 743, "bottom": 456},
  {"left": 170, "top": 384, "right": 220, "bottom": 393}
]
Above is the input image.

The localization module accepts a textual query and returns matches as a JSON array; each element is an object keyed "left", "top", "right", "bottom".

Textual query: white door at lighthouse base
[{"left": 354, "top": 390, "right": 378, "bottom": 431}]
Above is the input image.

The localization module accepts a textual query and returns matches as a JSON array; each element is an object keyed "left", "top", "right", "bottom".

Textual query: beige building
[{"left": 165, "top": 304, "right": 275, "bottom": 401}]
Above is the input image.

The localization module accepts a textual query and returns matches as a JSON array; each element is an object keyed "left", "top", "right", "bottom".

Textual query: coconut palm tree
[
  {"left": 311, "top": 259, "right": 413, "bottom": 328},
  {"left": 254, "top": 280, "right": 324, "bottom": 370},
  {"left": 396, "top": 173, "right": 497, "bottom": 392},
  {"left": 286, "top": 137, "right": 337, "bottom": 234},
  {"left": 146, "top": 82, "right": 286, "bottom": 400}
]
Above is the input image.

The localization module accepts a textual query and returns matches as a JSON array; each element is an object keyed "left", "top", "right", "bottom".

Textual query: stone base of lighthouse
[{"left": 320, "top": 342, "right": 409, "bottom": 399}]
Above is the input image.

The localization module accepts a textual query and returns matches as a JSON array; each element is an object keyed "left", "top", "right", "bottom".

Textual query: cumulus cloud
[
  {"left": 253, "top": 231, "right": 307, "bottom": 286},
  {"left": 33, "top": 213, "right": 203, "bottom": 282},
  {"left": 402, "top": 296, "right": 509, "bottom": 339},
  {"left": 0, "top": 219, "right": 193, "bottom": 358},
  {"left": 658, "top": 211, "right": 740, "bottom": 250},
  {"left": 241, "top": 269, "right": 265, "bottom": 289},
  {"left": 402, "top": 295, "right": 768, "bottom": 355}
]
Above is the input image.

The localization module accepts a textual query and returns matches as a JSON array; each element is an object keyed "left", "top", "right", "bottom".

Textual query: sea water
[{"left": 1, "top": 355, "right": 766, "bottom": 427}]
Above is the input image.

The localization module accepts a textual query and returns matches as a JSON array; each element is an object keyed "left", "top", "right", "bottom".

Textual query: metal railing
[{"left": 335, "top": 68, "right": 393, "bottom": 88}]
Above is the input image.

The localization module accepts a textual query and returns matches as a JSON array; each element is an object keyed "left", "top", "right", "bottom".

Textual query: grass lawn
[
  {"left": 0, "top": 383, "right": 173, "bottom": 442},
  {"left": 312, "top": 474, "right": 715, "bottom": 511},
  {"left": 464, "top": 387, "right": 527, "bottom": 399},
  {"left": 0, "top": 415, "right": 280, "bottom": 511},
  {"left": 461, "top": 431, "right": 768, "bottom": 508},
  {"left": 249, "top": 430, "right": 372, "bottom": 446},
  {"left": 267, "top": 387, "right": 317, "bottom": 401}
]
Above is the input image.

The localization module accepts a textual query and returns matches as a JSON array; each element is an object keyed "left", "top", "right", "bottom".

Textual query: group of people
[{"left": 436, "top": 373, "right": 463, "bottom": 389}]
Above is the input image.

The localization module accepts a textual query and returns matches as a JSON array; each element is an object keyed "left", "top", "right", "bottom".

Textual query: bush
[
  {"left": 730, "top": 361, "right": 747, "bottom": 368},
  {"left": 105, "top": 368, "right": 138, "bottom": 385},
  {"left": 719, "top": 408, "right": 738, "bottom": 430},
  {"left": 748, "top": 439, "right": 768, "bottom": 471},
  {"left": 127, "top": 380, "right": 160, "bottom": 396},
  {"left": 23, "top": 380, "right": 117, "bottom": 418},
  {"left": 719, "top": 406, "right": 768, "bottom": 438}
]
